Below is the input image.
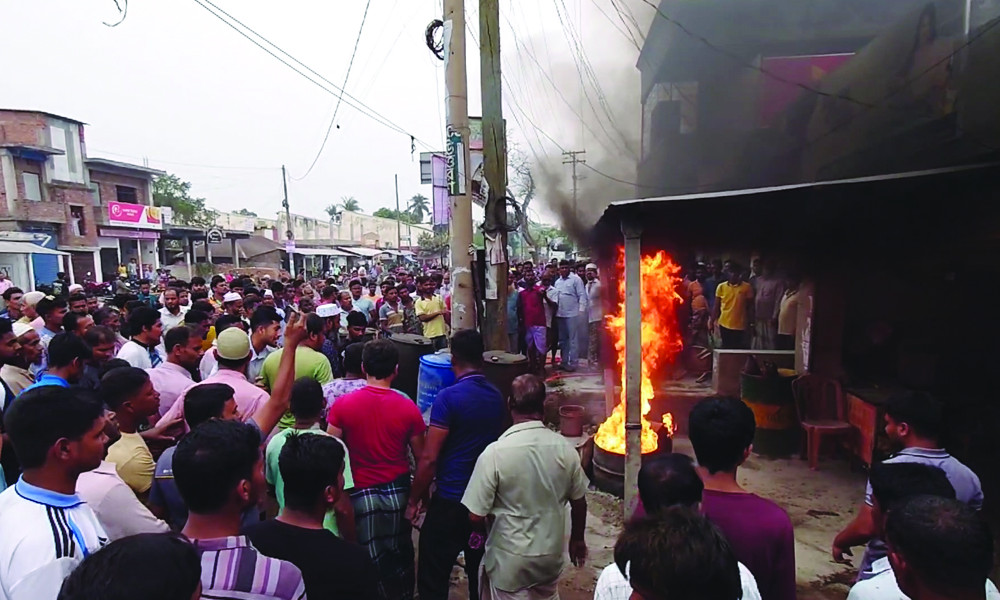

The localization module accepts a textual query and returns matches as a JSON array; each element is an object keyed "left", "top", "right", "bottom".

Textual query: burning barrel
[{"left": 593, "top": 420, "right": 674, "bottom": 497}]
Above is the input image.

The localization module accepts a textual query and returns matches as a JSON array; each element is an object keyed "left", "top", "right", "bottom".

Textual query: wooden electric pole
[
  {"left": 444, "top": 0, "right": 475, "bottom": 333},
  {"left": 480, "top": 0, "right": 508, "bottom": 350}
]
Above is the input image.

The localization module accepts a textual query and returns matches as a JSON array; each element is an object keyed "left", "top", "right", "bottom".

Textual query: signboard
[
  {"left": 284, "top": 240, "right": 295, "bottom": 254},
  {"left": 206, "top": 227, "right": 224, "bottom": 245},
  {"left": 446, "top": 127, "right": 466, "bottom": 196},
  {"left": 758, "top": 53, "right": 853, "bottom": 127},
  {"left": 107, "top": 201, "right": 163, "bottom": 230}
]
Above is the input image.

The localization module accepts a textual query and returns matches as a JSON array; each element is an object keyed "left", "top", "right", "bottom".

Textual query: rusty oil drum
[
  {"left": 389, "top": 333, "right": 434, "bottom": 401},
  {"left": 741, "top": 368, "right": 800, "bottom": 457}
]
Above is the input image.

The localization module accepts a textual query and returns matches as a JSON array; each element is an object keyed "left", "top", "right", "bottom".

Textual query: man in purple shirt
[
  {"left": 175, "top": 419, "right": 306, "bottom": 599},
  {"left": 689, "top": 396, "right": 796, "bottom": 600}
]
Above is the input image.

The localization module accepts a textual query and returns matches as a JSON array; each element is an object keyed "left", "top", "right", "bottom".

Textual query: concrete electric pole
[
  {"left": 480, "top": 0, "right": 508, "bottom": 351},
  {"left": 562, "top": 150, "right": 586, "bottom": 257},
  {"left": 444, "top": 0, "right": 475, "bottom": 333},
  {"left": 282, "top": 164, "right": 295, "bottom": 279}
]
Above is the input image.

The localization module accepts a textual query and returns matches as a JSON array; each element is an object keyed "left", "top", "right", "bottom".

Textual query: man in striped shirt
[
  {"left": 175, "top": 419, "right": 306, "bottom": 600},
  {"left": 0, "top": 386, "right": 110, "bottom": 600}
]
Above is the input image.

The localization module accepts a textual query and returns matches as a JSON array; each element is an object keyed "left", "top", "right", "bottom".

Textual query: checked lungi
[{"left": 351, "top": 474, "right": 415, "bottom": 600}]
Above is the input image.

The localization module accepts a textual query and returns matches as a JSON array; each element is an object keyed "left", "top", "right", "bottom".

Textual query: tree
[
  {"left": 373, "top": 207, "right": 415, "bottom": 224},
  {"left": 233, "top": 208, "right": 257, "bottom": 217},
  {"left": 340, "top": 196, "right": 361, "bottom": 212},
  {"left": 153, "top": 173, "right": 215, "bottom": 228},
  {"left": 407, "top": 194, "right": 430, "bottom": 223},
  {"left": 324, "top": 204, "right": 340, "bottom": 219},
  {"left": 418, "top": 231, "right": 449, "bottom": 262}
]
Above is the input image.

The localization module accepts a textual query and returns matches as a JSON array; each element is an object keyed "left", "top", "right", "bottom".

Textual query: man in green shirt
[
  {"left": 266, "top": 378, "right": 355, "bottom": 541},
  {"left": 259, "top": 313, "right": 334, "bottom": 429}
]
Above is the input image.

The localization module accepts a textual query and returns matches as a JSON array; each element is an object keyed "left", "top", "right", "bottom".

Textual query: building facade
[
  {"left": 0, "top": 109, "right": 166, "bottom": 285},
  {"left": 263, "top": 210, "right": 430, "bottom": 250}
]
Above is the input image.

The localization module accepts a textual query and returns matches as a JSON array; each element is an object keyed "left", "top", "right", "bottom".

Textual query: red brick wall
[
  {"left": 90, "top": 171, "right": 151, "bottom": 221},
  {"left": 0, "top": 111, "right": 46, "bottom": 146}
]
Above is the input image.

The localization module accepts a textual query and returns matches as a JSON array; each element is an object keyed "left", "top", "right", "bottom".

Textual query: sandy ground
[{"left": 434, "top": 436, "right": 868, "bottom": 600}]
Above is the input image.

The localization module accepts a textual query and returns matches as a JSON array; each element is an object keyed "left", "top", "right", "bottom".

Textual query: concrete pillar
[
  {"left": 64, "top": 253, "right": 75, "bottom": 285},
  {"left": 93, "top": 249, "right": 103, "bottom": 283},
  {"left": 231, "top": 237, "right": 240, "bottom": 269},
  {"left": 621, "top": 218, "right": 643, "bottom": 521}
]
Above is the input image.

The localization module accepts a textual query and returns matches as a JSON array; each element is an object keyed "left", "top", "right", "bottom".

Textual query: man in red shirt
[
  {"left": 517, "top": 269, "right": 549, "bottom": 375},
  {"left": 327, "top": 340, "right": 426, "bottom": 600}
]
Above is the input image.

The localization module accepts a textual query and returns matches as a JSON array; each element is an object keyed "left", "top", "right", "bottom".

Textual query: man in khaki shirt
[{"left": 462, "top": 374, "right": 589, "bottom": 599}]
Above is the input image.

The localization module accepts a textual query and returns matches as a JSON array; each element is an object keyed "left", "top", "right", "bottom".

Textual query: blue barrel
[{"left": 417, "top": 352, "right": 455, "bottom": 423}]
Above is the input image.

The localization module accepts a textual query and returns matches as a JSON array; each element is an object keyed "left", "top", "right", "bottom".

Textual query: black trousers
[
  {"left": 720, "top": 326, "right": 747, "bottom": 349},
  {"left": 417, "top": 496, "right": 483, "bottom": 600}
]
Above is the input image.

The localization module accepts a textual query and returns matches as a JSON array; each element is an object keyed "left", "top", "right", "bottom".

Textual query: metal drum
[
  {"left": 481, "top": 351, "right": 529, "bottom": 403},
  {"left": 417, "top": 352, "right": 455, "bottom": 424},
  {"left": 390, "top": 333, "right": 434, "bottom": 401}
]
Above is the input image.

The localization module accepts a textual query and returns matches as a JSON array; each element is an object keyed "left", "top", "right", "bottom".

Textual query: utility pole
[
  {"left": 281, "top": 165, "right": 295, "bottom": 278},
  {"left": 444, "top": 0, "right": 475, "bottom": 332},
  {"left": 394, "top": 174, "right": 401, "bottom": 249},
  {"left": 562, "top": 150, "right": 586, "bottom": 257},
  {"left": 480, "top": 0, "right": 508, "bottom": 350}
]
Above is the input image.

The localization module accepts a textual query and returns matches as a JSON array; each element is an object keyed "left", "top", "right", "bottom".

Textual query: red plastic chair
[{"left": 792, "top": 374, "right": 854, "bottom": 470}]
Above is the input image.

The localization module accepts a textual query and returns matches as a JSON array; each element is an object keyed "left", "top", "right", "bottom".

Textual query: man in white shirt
[
  {"left": 76, "top": 409, "right": 169, "bottom": 541},
  {"left": 847, "top": 462, "right": 997, "bottom": 600},
  {"left": 462, "top": 374, "right": 588, "bottom": 598},
  {"left": 552, "top": 260, "right": 587, "bottom": 371},
  {"left": 877, "top": 496, "right": 998, "bottom": 600},
  {"left": 0, "top": 386, "right": 109, "bottom": 600},
  {"left": 584, "top": 263, "right": 603, "bottom": 370},
  {"left": 116, "top": 306, "right": 164, "bottom": 369},
  {"left": 593, "top": 453, "right": 761, "bottom": 600},
  {"left": 157, "top": 288, "right": 188, "bottom": 332},
  {"left": 608, "top": 508, "right": 750, "bottom": 600}
]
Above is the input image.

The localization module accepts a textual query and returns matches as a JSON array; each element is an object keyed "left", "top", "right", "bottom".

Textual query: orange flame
[{"left": 594, "top": 248, "right": 684, "bottom": 455}]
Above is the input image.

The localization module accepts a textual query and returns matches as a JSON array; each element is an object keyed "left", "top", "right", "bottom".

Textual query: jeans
[
  {"left": 417, "top": 496, "right": 483, "bottom": 600},
  {"left": 556, "top": 315, "right": 579, "bottom": 369}
]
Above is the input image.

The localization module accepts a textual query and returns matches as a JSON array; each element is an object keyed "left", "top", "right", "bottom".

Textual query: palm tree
[
  {"left": 324, "top": 204, "right": 340, "bottom": 219},
  {"left": 340, "top": 196, "right": 361, "bottom": 212},
  {"left": 408, "top": 194, "right": 430, "bottom": 223}
]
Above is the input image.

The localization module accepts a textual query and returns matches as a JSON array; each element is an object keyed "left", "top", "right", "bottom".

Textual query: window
[
  {"left": 70, "top": 206, "right": 85, "bottom": 237},
  {"left": 22, "top": 173, "right": 42, "bottom": 201},
  {"left": 91, "top": 183, "right": 101, "bottom": 205},
  {"left": 116, "top": 185, "right": 138, "bottom": 204},
  {"left": 642, "top": 82, "right": 698, "bottom": 157}
]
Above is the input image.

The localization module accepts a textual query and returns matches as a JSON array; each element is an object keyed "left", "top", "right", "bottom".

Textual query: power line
[
  {"left": 190, "top": 0, "right": 434, "bottom": 150},
  {"left": 292, "top": 0, "right": 372, "bottom": 181}
]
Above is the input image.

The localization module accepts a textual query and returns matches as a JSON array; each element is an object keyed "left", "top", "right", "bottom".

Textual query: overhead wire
[
  {"left": 190, "top": 0, "right": 434, "bottom": 150},
  {"left": 292, "top": 0, "right": 372, "bottom": 181}
]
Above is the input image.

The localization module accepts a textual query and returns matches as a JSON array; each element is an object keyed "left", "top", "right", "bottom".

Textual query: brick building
[{"left": 0, "top": 109, "right": 164, "bottom": 286}]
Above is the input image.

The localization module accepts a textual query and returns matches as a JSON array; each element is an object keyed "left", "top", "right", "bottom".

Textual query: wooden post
[
  {"left": 480, "top": 0, "right": 508, "bottom": 349},
  {"left": 622, "top": 219, "right": 643, "bottom": 520}
]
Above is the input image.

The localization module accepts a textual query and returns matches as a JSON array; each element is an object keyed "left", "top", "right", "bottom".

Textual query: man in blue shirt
[
  {"left": 19, "top": 333, "right": 90, "bottom": 396},
  {"left": 407, "top": 329, "right": 505, "bottom": 600},
  {"left": 552, "top": 259, "right": 587, "bottom": 371}
]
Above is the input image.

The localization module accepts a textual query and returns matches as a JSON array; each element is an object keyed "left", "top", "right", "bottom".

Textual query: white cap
[
  {"left": 68, "top": 284, "right": 84, "bottom": 294},
  {"left": 12, "top": 322, "right": 33, "bottom": 338},
  {"left": 263, "top": 289, "right": 274, "bottom": 298},
  {"left": 316, "top": 303, "right": 341, "bottom": 318},
  {"left": 586, "top": 263, "right": 598, "bottom": 271},
  {"left": 223, "top": 292, "right": 243, "bottom": 304}
]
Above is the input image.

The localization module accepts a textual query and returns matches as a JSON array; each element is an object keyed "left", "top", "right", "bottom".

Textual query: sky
[{"left": 0, "top": 0, "right": 649, "bottom": 227}]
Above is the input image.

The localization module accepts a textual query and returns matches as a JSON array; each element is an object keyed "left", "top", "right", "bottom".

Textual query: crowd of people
[{"left": 0, "top": 265, "right": 994, "bottom": 600}]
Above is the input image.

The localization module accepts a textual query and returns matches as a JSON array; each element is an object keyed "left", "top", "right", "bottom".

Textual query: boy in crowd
[
  {"left": 0, "top": 387, "right": 109, "bottom": 600},
  {"left": 689, "top": 396, "right": 795, "bottom": 600},
  {"left": 247, "top": 432, "right": 377, "bottom": 599}
]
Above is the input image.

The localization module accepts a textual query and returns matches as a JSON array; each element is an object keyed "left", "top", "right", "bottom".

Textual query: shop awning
[
  {"left": 337, "top": 246, "right": 382, "bottom": 257},
  {"left": 291, "top": 247, "right": 353, "bottom": 257},
  {"left": 0, "top": 240, "right": 69, "bottom": 256}
]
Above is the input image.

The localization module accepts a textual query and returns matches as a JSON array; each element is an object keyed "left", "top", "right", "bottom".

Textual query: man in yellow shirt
[
  {"left": 102, "top": 366, "right": 162, "bottom": 498},
  {"left": 710, "top": 264, "right": 754, "bottom": 349},
  {"left": 415, "top": 275, "right": 449, "bottom": 350}
]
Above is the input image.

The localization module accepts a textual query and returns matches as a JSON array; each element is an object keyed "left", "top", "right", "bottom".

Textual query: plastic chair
[{"left": 792, "top": 374, "right": 854, "bottom": 471}]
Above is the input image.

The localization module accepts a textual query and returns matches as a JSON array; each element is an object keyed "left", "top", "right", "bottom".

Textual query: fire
[{"left": 594, "top": 249, "right": 684, "bottom": 455}]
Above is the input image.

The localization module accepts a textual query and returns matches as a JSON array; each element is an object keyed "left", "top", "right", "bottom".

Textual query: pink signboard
[
  {"left": 107, "top": 201, "right": 163, "bottom": 230},
  {"left": 759, "top": 53, "right": 854, "bottom": 127}
]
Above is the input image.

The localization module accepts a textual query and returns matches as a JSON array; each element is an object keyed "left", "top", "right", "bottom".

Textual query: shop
[
  {"left": 592, "top": 162, "right": 1000, "bottom": 517},
  {"left": 97, "top": 201, "right": 163, "bottom": 281}
]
